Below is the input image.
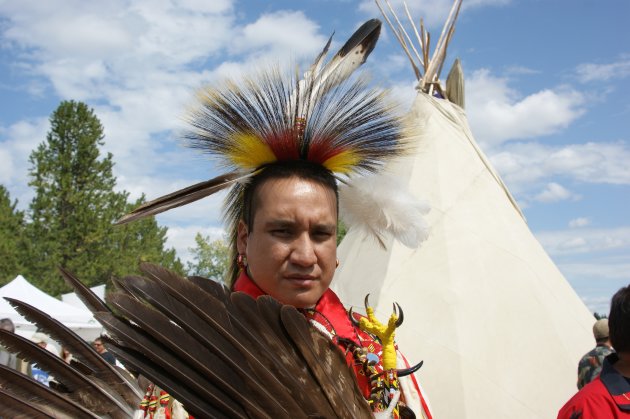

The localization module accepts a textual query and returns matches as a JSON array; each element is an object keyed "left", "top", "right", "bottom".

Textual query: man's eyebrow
[{"left": 265, "top": 220, "right": 295, "bottom": 228}]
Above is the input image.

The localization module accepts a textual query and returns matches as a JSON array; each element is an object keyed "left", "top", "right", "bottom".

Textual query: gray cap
[{"left": 592, "top": 319, "right": 609, "bottom": 340}]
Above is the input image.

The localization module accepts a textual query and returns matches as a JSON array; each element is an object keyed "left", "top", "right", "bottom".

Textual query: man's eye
[
  {"left": 313, "top": 231, "right": 333, "bottom": 240},
  {"left": 271, "top": 229, "right": 291, "bottom": 236}
]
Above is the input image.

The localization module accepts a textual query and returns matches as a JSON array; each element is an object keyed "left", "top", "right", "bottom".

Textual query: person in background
[
  {"left": 93, "top": 337, "right": 116, "bottom": 365},
  {"left": 558, "top": 285, "right": 630, "bottom": 418},
  {"left": 577, "top": 318, "right": 615, "bottom": 389},
  {"left": 0, "top": 318, "right": 17, "bottom": 369},
  {"left": 59, "top": 346, "right": 73, "bottom": 364},
  {"left": 30, "top": 332, "right": 52, "bottom": 386}
]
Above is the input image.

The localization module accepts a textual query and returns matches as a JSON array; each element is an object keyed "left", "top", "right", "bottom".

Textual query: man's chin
[{"left": 282, "top": 291, "right": 323, "bottom": 309}]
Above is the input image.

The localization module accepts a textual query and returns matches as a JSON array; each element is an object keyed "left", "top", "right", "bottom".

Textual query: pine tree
[
  {"left": 0, "top": 186, "right": 28, "bottom": 285},
  {"left": 26, "top": 100, "right": 182, "bottom": 295},
  {"left": 186, "top": 233, "right": 229, "bottom": 282}
]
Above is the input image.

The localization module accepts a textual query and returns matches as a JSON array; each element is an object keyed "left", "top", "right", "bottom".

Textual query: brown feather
[
  {"left": 116, "top": 170, "right": 250, "bottom": 225},
  {"left": 230, "top": 293, "right": 334, "bottom": 417},
  {"left": 0, "top": 329, "right": 133, "bottom": 417},
  {"left": 95, "top": 311, "right": 248, "bottom": 418},
  {"left": 105, "top": 292, "right": 279, "bottom": 417},
  {"left": 139, "top": 264, "right": 320, "bottom": 417},
  {"left": 107, "top": 343, "right": 234, "bottom": 419},
  {"left": 58, "top": 267, "right": 109, "bottom": 314},
  {"left": 0, "top": 388, "right": 55, "bottom": 418},
  {"left": 0, "top": 364, "right": 98, "bottom": 418},
  {"left": 280, "top": 305, "right": 373, "bottom": 419},
  {"left": 5, "top": 297, "right": 142, "bottom": 406}
]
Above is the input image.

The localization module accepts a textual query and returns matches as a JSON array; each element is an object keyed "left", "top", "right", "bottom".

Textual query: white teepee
[{"left": 332, "top": 2, "right": 594, "bottom": 417}]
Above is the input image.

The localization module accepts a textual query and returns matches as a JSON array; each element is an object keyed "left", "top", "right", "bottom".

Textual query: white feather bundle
[{"left": 339, "top": 174, "right": 430, "bottom": 248}]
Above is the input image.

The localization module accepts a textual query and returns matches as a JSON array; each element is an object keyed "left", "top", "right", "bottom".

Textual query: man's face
[
  {"left": 93, "top": 340, "right": 104, "bottom": 353},
  {"left": 237, "top": 177, "right": 337, "bottom": 308}
]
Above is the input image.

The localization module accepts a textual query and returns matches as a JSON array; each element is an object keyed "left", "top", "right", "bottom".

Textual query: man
[
  {"left": 577, "top": 318, "right": 614, "bottom": 389},
  {"left": 114, "top": 24, "right": 433, "bottom": 415},
  {"left": 558, "top": 285, "right": 630, "bottom": 418},
  {"left": 0, "top": 318, "right": 17, "bottom": 369},
  {"left": 93, "top": 337, "right": 116, "bottom": 365}
]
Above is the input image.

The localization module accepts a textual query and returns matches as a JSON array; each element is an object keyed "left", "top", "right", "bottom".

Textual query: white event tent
[
  {"left": 0, "top": 275, "right": 102, "bottom": 342},
  {"left": 333, "top": 2, "right": 594, "bottom": 418}
]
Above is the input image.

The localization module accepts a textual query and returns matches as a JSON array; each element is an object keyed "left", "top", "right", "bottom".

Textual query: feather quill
[{"left": 116, "top": 170, "right": 250, "bottom": 225}]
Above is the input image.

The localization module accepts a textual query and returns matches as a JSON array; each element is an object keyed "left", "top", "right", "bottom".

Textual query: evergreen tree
[
  {"left": 0, "top": 186, "right": 27, "bottom": 285},
  {"left": 186, "top": 233, "right": 229, "bottom": 282},
  {"left": 26, "top": 100, "right": 181, "bottom": 295}
]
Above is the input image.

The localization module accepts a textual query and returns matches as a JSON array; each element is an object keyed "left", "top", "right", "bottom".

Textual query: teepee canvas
[{"left": 333, "top": 2, "right": 594, "bottom": 418}]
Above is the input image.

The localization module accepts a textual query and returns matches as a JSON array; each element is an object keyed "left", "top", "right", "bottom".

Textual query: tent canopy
[{"left": 0, "top": 275, "right": 102, "bottom": 341}]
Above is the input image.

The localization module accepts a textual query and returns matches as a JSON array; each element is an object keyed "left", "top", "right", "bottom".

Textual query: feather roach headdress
[{"left": 118, "top": 18, "right": 428, "bottom": 282}]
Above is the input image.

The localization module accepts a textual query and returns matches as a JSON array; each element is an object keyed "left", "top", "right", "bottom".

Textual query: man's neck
[{"left": 613, "top": 352, "right": 630, "bottom": 378}]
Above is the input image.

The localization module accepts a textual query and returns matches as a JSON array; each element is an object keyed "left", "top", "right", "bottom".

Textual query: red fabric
[{"left": 558, "top": 377, "right": 630, "bottom": 419}]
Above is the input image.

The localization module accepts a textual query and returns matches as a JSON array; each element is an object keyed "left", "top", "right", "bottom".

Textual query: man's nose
[{"left": 290, "top": 234, "right": 317, "bottom": 267}]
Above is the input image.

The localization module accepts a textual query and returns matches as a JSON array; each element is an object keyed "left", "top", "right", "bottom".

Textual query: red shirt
[{"left": 558, "top": 354, "right": 630, "bottom": 418}]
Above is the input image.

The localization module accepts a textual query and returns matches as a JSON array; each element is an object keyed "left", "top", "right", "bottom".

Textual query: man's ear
[{"left": 236, "top": 220, "right": 249, "bottom": 255}]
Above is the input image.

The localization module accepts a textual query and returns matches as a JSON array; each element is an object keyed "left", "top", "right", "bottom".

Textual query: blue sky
[{"left": 1, "top": 0, "right": 628, "bottom": 314}]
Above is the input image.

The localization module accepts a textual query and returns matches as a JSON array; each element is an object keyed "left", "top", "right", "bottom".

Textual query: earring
[
  {"left": 237, "top": 254, "right": 248, "bottom": 271},
  {"left": 336, "top": 258, "right": 340, "bottom": 268}
]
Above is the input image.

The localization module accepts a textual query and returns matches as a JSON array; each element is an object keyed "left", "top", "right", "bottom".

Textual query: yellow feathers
[
  {"left": 227, "top": 133, "right": 277, "bottom": 169},
  {"left": 322, "top": 149, "right": 360, "bottom": 174}
]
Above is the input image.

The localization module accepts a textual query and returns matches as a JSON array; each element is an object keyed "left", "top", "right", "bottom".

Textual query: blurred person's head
[
  {"left": 0, "top": 318, "right": 15, "bottom": 333},
  {"left": 92, "top": 337, "right": 106, "bottom": 354},
  {"left": 592, "top": 318, "right": 610, "bottom": 345},
  {"left": 31, "top": 332, "right": 48, "bottom": 349}
]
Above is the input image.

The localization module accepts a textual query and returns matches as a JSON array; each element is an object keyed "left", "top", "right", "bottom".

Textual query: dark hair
[
  {"left": 241, "top": 160, "right": 339, "bottom": 231},
  {"left": 609, "top": 285, "right": 630, "bottom": 352}
]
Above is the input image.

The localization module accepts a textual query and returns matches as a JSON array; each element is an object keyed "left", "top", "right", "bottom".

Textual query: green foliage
[
  {"left": 0, "top": 186, "right": 28, "bottom": 285},
  {"left": 24, "top": 100, "right": 182, "bottom": 295},
  {"left": 336, "top": 220, "right": 347, "bottom": 245},
  {"left": 186, "top": 233, "right": 229, "bottom": 282},
  {"left": 594, "top": 312, "right": 608, "bottom": 320}
]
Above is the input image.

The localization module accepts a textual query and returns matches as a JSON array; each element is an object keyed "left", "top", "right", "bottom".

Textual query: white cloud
[
  {"left": 490, "top": 141, "right": 630, "bottom": 192},
  {"left": 0, "top": 1, "right": 329, "bottom": 225},
  {"left": 575, "top": 56, "right": 630, "bottom": 83},
  {"left": 569, "top": 217, "right": 590, "bottom": 228},
  {"left": 536, "top": 227, "right": 630, "bottom": 256},
  {"left": 232, "top": 11, "right": 327, "bottom": 57},
  {"left": 504, "top": 65, "right": 540, "bottom": 76},
  {"left": 0, "top": 118, "right": 50, "bottom": 204},
  {"left": 533, "top": 182, "right": 580, "bottom": 203},
  {"left": 466, "top": 69, "right": 586, "bottom": 146}
]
